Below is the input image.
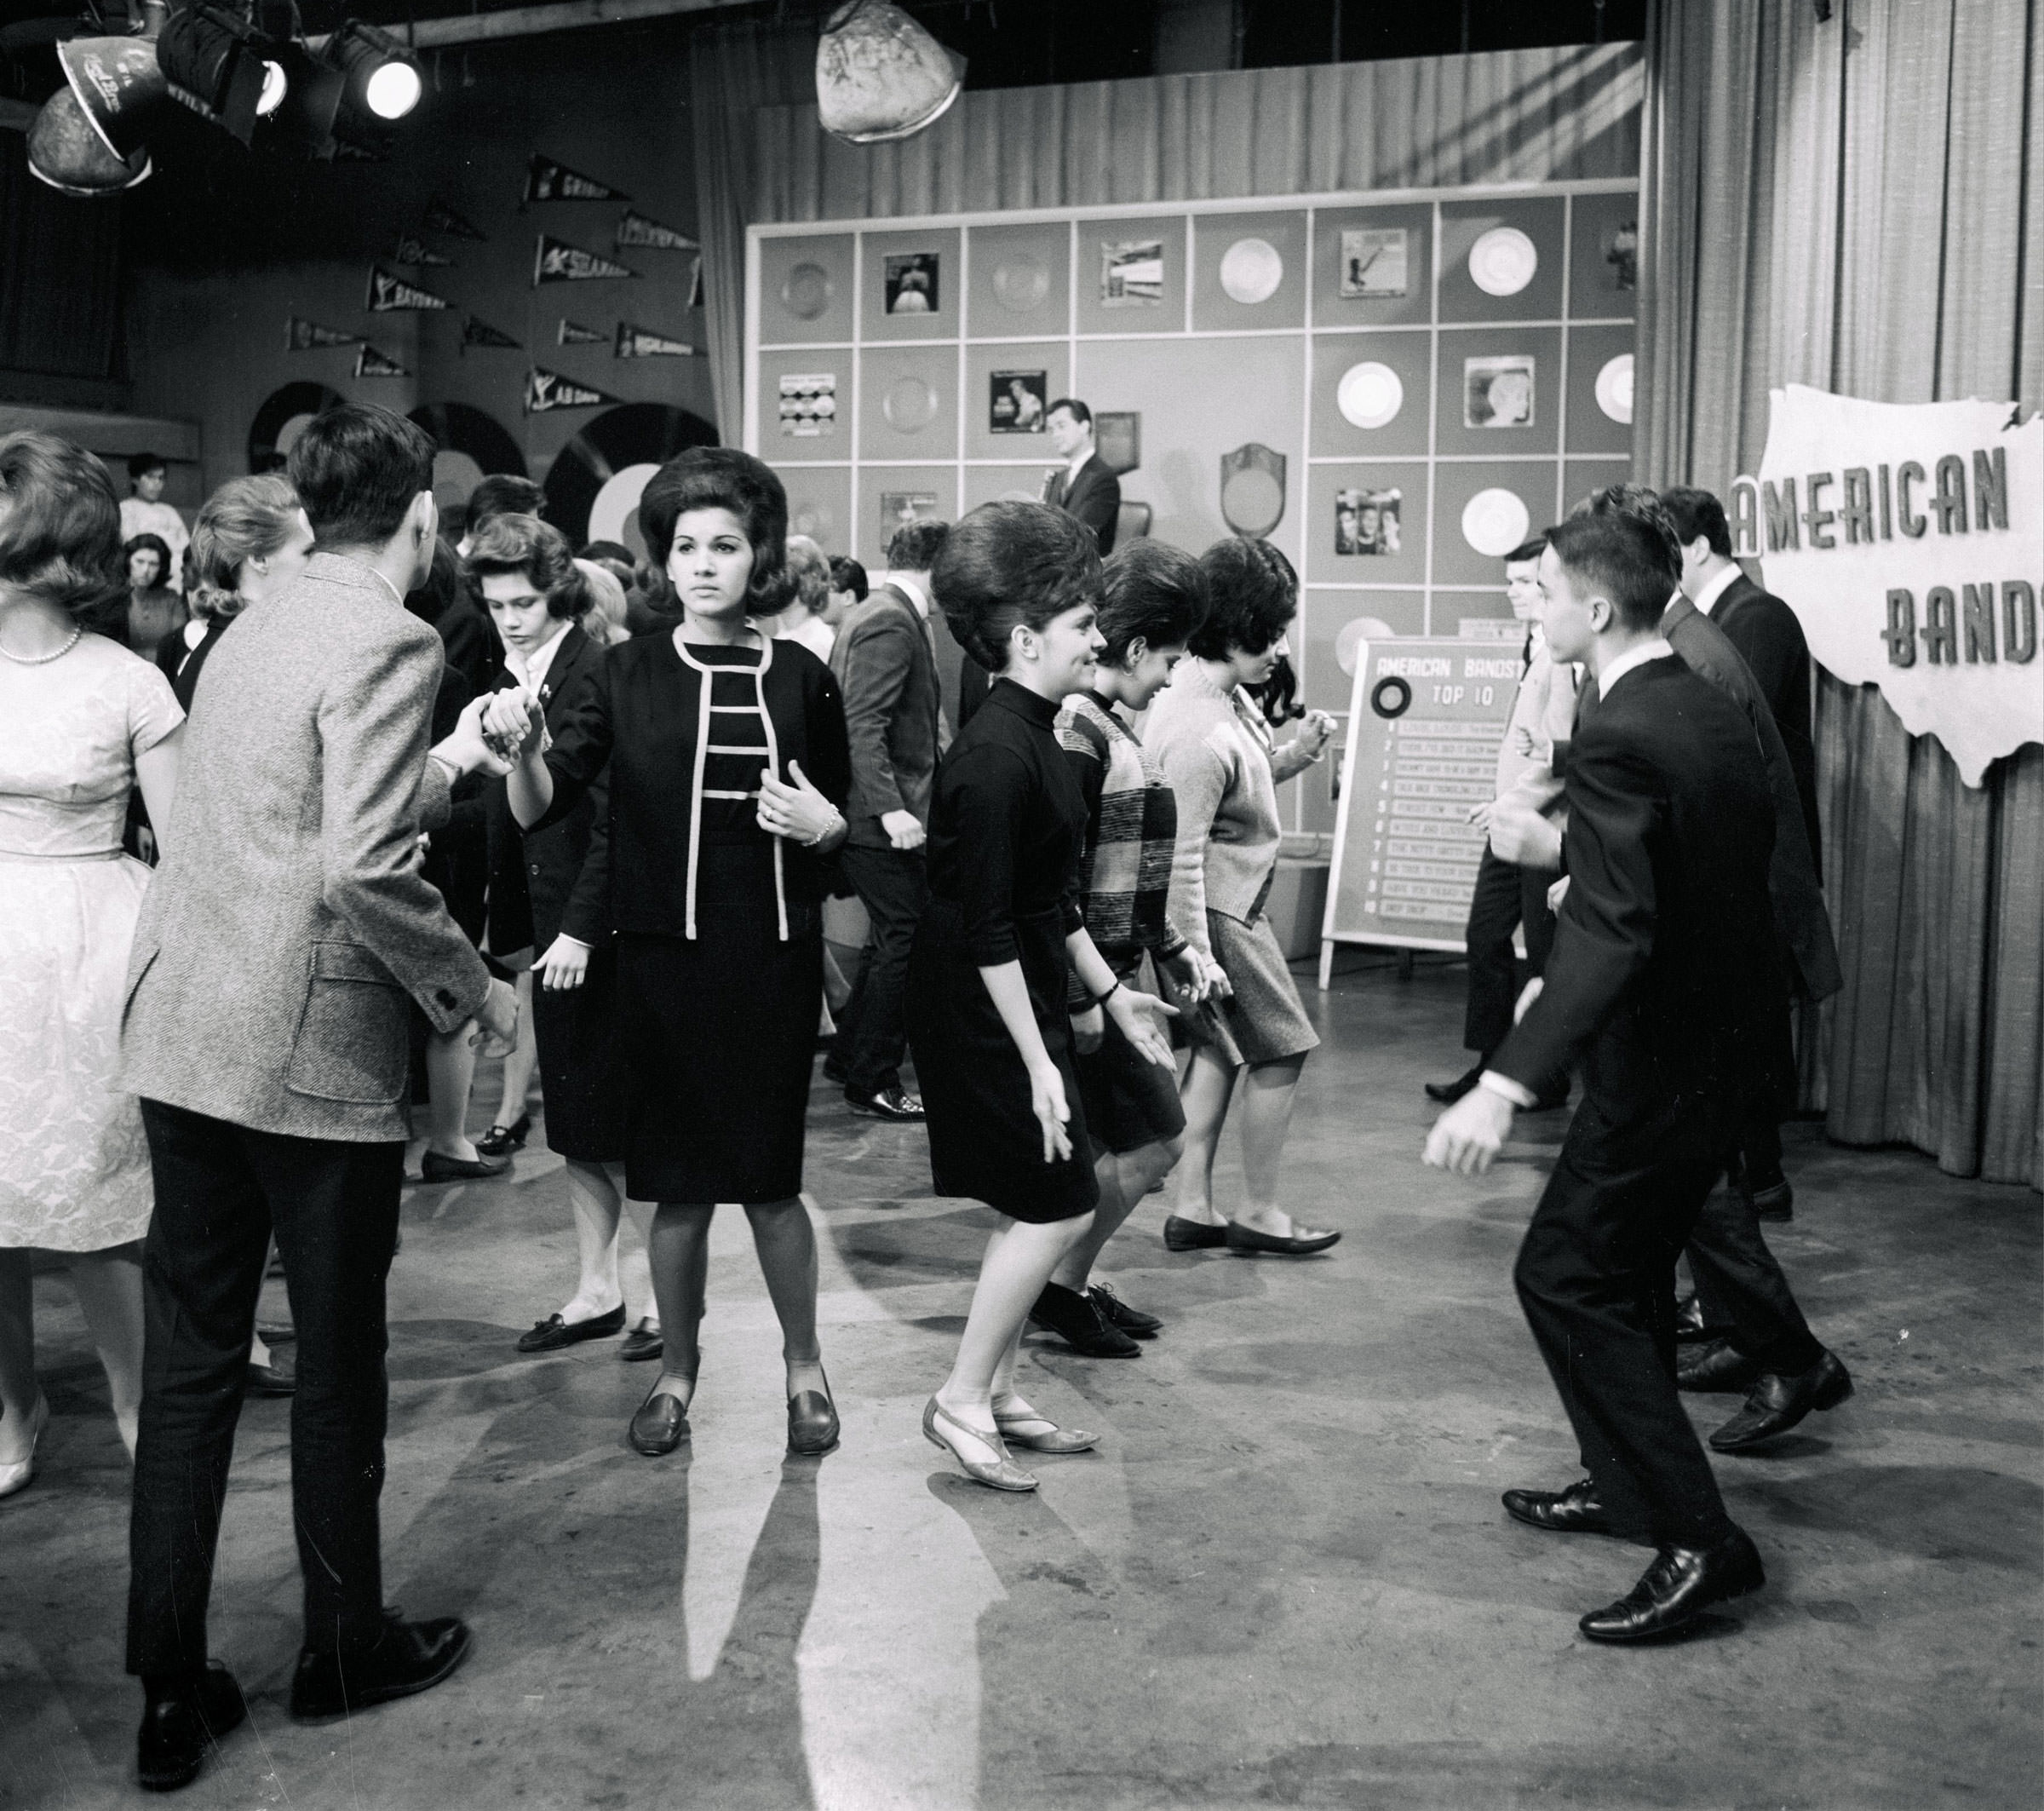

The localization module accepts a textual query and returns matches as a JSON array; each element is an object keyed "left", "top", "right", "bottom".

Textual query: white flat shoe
[{"left": 0, "top": 1394, "right": 51, "bottom": 1500}]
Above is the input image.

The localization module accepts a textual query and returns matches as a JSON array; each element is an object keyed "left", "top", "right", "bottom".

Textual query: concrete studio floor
[{"left": 3, "top": 958, "right": 2040, "bottom": 1810}]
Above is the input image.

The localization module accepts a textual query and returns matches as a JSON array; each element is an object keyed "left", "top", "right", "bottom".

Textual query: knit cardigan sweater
[{"left": 1141, "top": 659, "right": 1318, "bottom": 959}]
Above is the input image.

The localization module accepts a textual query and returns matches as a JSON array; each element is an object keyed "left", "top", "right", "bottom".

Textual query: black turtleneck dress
[{"left": 905, "top": 678, "right": 1100, "bottom": 1222}]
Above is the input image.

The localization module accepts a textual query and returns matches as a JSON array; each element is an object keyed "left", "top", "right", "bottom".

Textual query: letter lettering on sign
[
  {"left": 1728, "top": 477, "right": 1761, "bottom": 558},
  {"left": 1885, "top": 589, "right": 1917, "bottom": 666},
  {"left": 2004, "top": 580, "right": 2038, "bottom": 664},
  {"left": 1897, "top": 460, "right": 1928, "bottom": 537},
  {"left": 1878, "top": 463, "right": 1893, "bottom": 539},
  {"left": 1962, "top": 583, "right": 1998, "bottom": 664},
  {"left": 1972, "top": 446, "right": 2008, "bottom": 532},
  {"left": 1932, "top": 454, "right": 1969, "bottom": 534},
  {"left": 1840, "top": 468, "right": 1875, "bottom": 544},
  {"left": 1763, "top": 477, "right": 1800, "bottom": 552},
  {"left": 1803, "top": 470, "right": 1838, "bottom": 549},
  {"left": 1921, "top": 586, "right": 1959, "bottom": 664}
]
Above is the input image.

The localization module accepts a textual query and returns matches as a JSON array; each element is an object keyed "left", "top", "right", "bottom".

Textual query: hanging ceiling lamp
[
  {"left": 27, "top": 83, "right": 152, "bottom": 195},
  {"left": 815, "top": 0, "right": 962, "bottom": 145},
  {"left": 52, "top": 34, "right": 169, "bottom": 164}
]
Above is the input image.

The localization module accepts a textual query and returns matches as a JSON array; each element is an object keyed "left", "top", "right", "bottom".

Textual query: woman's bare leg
[{"left": 68, "top": 1244, "right": 145, "bottom": 1459}]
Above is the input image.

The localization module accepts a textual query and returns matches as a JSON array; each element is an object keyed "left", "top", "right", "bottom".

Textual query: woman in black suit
[
  {"left": 470, "top": 515, "right": 661, "bottom": 1362},
  {"left": 491, "top": 451, "right": 852, "bottom": 1460},
  {"left": 906, "top": 503, "right": 1177, "bottom": 1492}
]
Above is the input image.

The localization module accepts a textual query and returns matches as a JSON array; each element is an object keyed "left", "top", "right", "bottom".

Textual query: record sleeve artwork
[
  {"left": 884, "top": 252, "right": 939, "bottom": 315},
  {"left": 780, "top": 373, "right": 837, "bottom": 437},
  {"left": 1335, "top": 488, "right": 1401, "bottom": 555},
  {"left": 990, "top": 370, "right": 1048, "bottom": 434},
  {"left": 1340, "top": 228, "right": 1408, "bottom": 298},
  {"left": 1464, "top": 355, "right": 1535, "bottom": 428},
  {"left": 1101, "top": 239, "right": 1164, "bottom": 307}
]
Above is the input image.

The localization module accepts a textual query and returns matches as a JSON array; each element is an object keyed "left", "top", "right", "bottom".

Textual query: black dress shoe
[
  {"left": 1501, "top": 1478, "right": 1628, "bottom": 1537},
  {"left": 1163, "top": 1215, "right": 1228, "bottom": 1251},
  {"left": 1088, "top": 1281, "right": 1161, "bottom": 1337},
  {"left": 822, "top": 1053, "right": 849, "bottom": 1084},
  {"left": 1709, "top": 1351, "right": 1853, "bottom": 1452},
  {"left": 1423, "top": 1062, "right": 1484, "bottom": 1105},
  {"left": 289, "top": 1610, "right": 471, "bottom": 1722},
  {"left": 629, "top": 1386, "right": 692, "bottom": 1456},
  {"left": 847, "top": 1084, "right": 926, "bottom": 1121},
  {"left": 138, "top": 1662, "right": 246, "bottom": 1792},
  {"left": 1578, "top": 1527, "right": 1766, "bottom": 1642},
  {"left": 1677, "top": 1337, "right": 1765, "bottom": 1394},
  {"left": 1748, "top": 1176, "right": 1794, "bottom": 1222},
  {"left": 475, "top": 1113, "right": 531, "bottom": 1158},
  {"left": 245, "top": 1347, "right": 297, "bottom": 1395},
  {"left": 516, "top": 1303, "right": 627, "bottom": 1354},
  {"left": 788, "top": 1382, "right": 841, "bottom": 1457},
  {"left": 1673, "top": 1291, "right": 1711, "bottom": 1343},
  {"left": 617, "top": 1322, "right": 665, "bottom": 1362},
  {"left": 1226, "top": 1221, "right": 1341, "bottom": 1256},
  {"left": 418, "top": 1149, "right": 507, "bottom": 1183},
  {"left": 1029, "top": 1281, "right": 1140, "bottom": 1357}
]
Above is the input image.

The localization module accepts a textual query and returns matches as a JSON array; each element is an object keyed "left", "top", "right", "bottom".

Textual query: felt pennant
[
  {"left": 393, "top": 234, "right": 453, "bottom": 267},
  {"left": 525, "top": 154, "right": 629, "bottom": 204},
  {"left": 558, "top": 319, "right": 606, "bottom": 346},
  {"left": 534, "top": 236, "right": 640, "bottom": 286},
  {"left": 615, "top": 209, "right": 697, "bottom": 253},
  {"left": 462, "top": 315, "right": 522, "bottom": 352},
  {"left": 615, "top": 321, "right": 696, "bottom": 359},
  {"left": 355, "top": 344, "right": 407, "bottom": 378},
  {"left": 525, "top": 366, "right": 618, "bottom": 414},
  {"left": 366, "top": 265, "right": 451, "bottom": 311},
  {"left": 422, "top": 195, "right": 487, "bottom": 241},
  {"left": 287, "top": 316, "right": 359, "bottom": 350}
]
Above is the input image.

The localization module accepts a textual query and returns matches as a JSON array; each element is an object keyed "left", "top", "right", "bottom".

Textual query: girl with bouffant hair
[
  {"left": 1, "top": 431, "right": 188, "bottom": 1491},
  {"left": 162, "top": 474, "right": 313, "bottom": 708},
  {"left": 491, "top": 448, "right": 852, "bottom": 1461},
  {"left": 904, "top": 502, "right": 1179, "bottom": 1492}
]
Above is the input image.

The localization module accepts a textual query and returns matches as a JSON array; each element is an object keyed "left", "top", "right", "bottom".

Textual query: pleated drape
[
  {"left": 0, "top": 133, "right": 124, "bottom": 382},
  {"left": 1637, "top": 0, "right": 2044, "bottom": 1189}
]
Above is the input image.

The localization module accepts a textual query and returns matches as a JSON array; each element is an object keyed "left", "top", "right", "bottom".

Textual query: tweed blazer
[{"left": 119, "top": 553, "right": 495, "bottom": 1142}]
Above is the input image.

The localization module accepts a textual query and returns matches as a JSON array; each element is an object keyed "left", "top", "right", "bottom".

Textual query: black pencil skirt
[{"left": 533, "top": 942, "right": 627, "bottom": 1164}]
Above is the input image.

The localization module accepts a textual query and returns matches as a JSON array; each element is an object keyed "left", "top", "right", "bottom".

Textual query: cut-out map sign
[
  {"left": 535, "top": 236, "right": 640, "bottom": 286},
  {"left": 525, "top": 367, "right": 618, "bottom": 414},
  {"left": 525, "top": 154, "right": 628, "bottom": 204},
  {"left": 366, "top": 267, "right": 451, "bottom": 312}
]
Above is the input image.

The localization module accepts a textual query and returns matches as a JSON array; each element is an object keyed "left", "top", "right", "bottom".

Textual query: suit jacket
[
  {"left": 485, "top": 624, "right": 612, "bottom": 952},
  {"left": 119, "top": 553, "right": 494, "bottom": 1142},
  {"left": 1563, "top": 598, "right": 1841, "bottom": 1003},
  {"left": 435, "top": 586, "right": 504, "bottom": 699},
  {"left": 1048, "top": 454, "right": 1121, "bottom": 555},
  {"left": 1493, "top": 658, "right": 1787, "bottom": 1130},
  {"left": 156, "top": 617, "right": 229, "bottom": 713},
  {"left": 1709, "top": 572, "right": 1820, "bottom": 871},
  {"left": 831, "top": 584, "right": 944, "bottom": 844}
]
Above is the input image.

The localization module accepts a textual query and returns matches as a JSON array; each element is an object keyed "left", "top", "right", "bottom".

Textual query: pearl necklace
[{"left": 0, "top": 625, "right": 83, "bottom": 666}]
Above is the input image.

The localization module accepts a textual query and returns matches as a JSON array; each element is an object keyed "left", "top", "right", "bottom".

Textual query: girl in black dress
[
  {"left": 906, "top": 503, "right": 1178, "bottom": 1492},
  {"left": 493, "top": 451, "right": 852, "bottom": 1460}
]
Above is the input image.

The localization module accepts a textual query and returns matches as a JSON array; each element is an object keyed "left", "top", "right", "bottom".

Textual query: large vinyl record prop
[
  {"left": 248, "top": 382, "right": 345, "bottom": 473},
  {"left": 541, "top": 403, "right": 717, "bottom": 549},
  {"left": 408, "top": 405, "right": 528, "bottom": 526}
]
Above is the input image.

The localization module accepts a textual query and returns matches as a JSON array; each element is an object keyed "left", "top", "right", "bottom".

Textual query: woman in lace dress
[{"left": 0, "top": 432, "right": 185, "bottom": 1496}]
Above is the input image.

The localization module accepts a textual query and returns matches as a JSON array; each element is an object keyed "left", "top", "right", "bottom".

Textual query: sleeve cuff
[{"left": 1478, "top": 1071, "right": 1536, "bottom": 1110}]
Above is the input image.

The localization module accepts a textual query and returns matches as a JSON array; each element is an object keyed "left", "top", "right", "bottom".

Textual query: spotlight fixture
[
  {"left": 157, "top": 1, "right": 276, "bottom": 142},
  {"left": 53, "top": 32, "right": 169, "bottom": 161},
  {"left": 327, "top": 19, "right": 421, "bottom": 122},
  {"left": 815, "top": 0, "right": 961, "bottom": 145}
]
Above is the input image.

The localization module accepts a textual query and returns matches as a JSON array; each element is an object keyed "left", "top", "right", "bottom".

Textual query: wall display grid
[{"left": 746, "top": 181, "right": 1635, "bottom": 836}]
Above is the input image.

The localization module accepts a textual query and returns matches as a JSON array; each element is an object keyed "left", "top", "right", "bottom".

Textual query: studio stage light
[
  {"left": 328, "top": 19, "right": 422, "bottom": 121},
  {"left": 157, "top": 1, "right": 274, "bottom": 142}
]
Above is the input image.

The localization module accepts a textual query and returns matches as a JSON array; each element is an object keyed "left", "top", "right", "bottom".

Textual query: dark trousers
[
  {"left": 1513, "top": 1093, "right": 1741, "bottom": 1549},
  {"left": 129, "top": 1100, "right": 404, "bottom": 1677},
  {"left": 829, "top": 842, "right": 929, "bottom": 1098},
  {"left": 1688, "top": 1187, "right": 1825, "bottom": 1374},
  {"left": 1462, "top": 845, "right": 1558, "bottom": 1056}
]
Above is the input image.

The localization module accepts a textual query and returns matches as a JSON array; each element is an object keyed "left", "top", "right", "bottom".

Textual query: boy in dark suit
[
  {"left": 1043, "top": 398, "right": 1122, "bottom": 555},
  {"left": 1425, "top": 510, "right": 1823, "bottom": 1643}
]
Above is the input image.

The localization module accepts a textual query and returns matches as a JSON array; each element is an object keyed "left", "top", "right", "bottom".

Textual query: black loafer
[
  {"left": 1748, "top": 1177, "right": 1794, "bottom": 1222},
  {"left": 475, "top": 1113, "right": 531, "bottom": 1158},
  {"left": 290, "top": 1610, "right": 471, "bottom": 1722},
  {"left": 418, "top": 1149, "right": 507, "bottom": 1184},
  {"left": 617, "top": 1322, "right": 665, "bottom": 1363},
  {"left": 1708, "top": 1351, "right": 1853, "bottom": 1453},
  {"left": 788, "top": 1387, "right": 841, "bottom": 1457},
  {"left": 138, "top": 1662, "right": 246, "bottom": 1792},
  {"left": 629, "top": 1388, "right": 692, "bottom": 1456},
  {"left": 1225, "top": 1221, "right": 1341, "bottom": 1257},
  {"left": 1673, "top": 1291, "right": 1711, "bottom": 1343},
  {"left": 1423, "top": 1063, "right": 1484, "bottom": 1104},
  {"left": 1088, "top": 1281, "right": 1161, "bottom": 1337},
  {"left": 516, "top": 1304, "right": 627, "bottom": 1354},
  {"left": 245, "top": 1348, "right": 297, "bottom": 1395},
  {"left": 1501, "top": 1478, "right": 1629, "bottom": 1537},
  {"left": 846, "top": 1084, "right": 926, "bottom": 1121},
  {"left": 1163, "top": 1215, "right": 1228, "bottom": 1251},
  {"left": 1029, "top": 1281, "right": 1140, "bottom": 1357},
  {"left": 1677, "top": 1337, "right": 1764, "bottom": 1394},
  {"left": 1578, "top": 1527, "right": 1766, "bottom": 1642}
]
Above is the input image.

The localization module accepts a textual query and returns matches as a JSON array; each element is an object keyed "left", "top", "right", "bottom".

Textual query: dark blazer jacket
[
  {"left": 485, "top": 623, "right": 611, "bottom": 955},
  {"left": 1710, "top": 572, "right": 1820, "bottom": 871},
  {"left": 1048, "top": 453, "right": 1122, "bottom": 555},
  {"left": 435, "top": 587, "right": 504, "bottom": 699},
  {"left": 156, "top": 617, "right": 229, "bottom": 713},
  {"left": 830, "top": 583, "right": 944, "bottom": 845},
  {"left": 1493, "top": 657, "right": 1788, "bottom": 1131}
]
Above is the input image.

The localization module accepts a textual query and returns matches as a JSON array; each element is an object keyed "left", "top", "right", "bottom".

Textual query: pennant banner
[
  {"left": 525, "top": 366, "right": 618, "bottom": 415},
  {"left": 288, "top": 316, "right": 359, "bottom": 351},
  {"left": 366, "top": 265, "right": 451, "bottom": 312},
  {"left": 355, "top": 344, "right": 407, "bottom": 378},
  {"left": 462, "top": 315, "right": 522, "bottom": 353},
  {"left": 615, "top": 209, "right": 697, "bottom": 253},
  {"left": 616, "top": 321, "right": 696, "bottom": 359},
  {"left": 525, "top": 154, "right": 628, "bottom": 204},
  {"left": 422, "top": 195, "right": 486, "bottom": 241},
  {"left": 557, "top": 319, "right": 606, "bottom": 346},
  {"left": 393, "top": 234, "right": 453, "bottom": 268},
  {"left": 534, "top": 236, "right": 640, "bottom": 286}
]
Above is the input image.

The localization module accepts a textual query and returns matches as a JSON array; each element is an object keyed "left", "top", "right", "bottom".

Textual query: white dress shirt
[
  {"left": 1691, "top": 563, "right": 1742, "bottom": 618},
  {"left": 508, "top": 620, "right": 571, "bottom": 695}
]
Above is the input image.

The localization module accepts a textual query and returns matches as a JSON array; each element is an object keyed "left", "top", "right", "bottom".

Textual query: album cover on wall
[
  {"left": 989, "top": 370, "right": 1048, "bottom": 434},
  {"left": 881, "top": 491, "right": 939, "bottom": 533},
  {"left": 778, "top": 372, "right": 837, "bottom": 436},
  {"left": 1464, "top": 355, "right": 1536, "bottom": 428},
  {"left": 1335, "top": 487, "right": 1402, "bottom": 555},
  {"left": 884, "top": 253, "right": 940, "bottom": 315},
  {"left": 1100, "top": 239, "right": 1164, "bottom": 307},
  {"left": 1339, "top": 228, "right": 1409, "bottom": 298}
]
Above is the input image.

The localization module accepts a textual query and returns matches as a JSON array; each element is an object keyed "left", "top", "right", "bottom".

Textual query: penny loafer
[
  {"left": 1677, "top": 1337, "right": 1764, "bottom": 1394},
  {"left": 516, "top": 1303, "right": 627, "bottom": 1354},
  {"left": 629, "top": 1387, "right": 692, "bottom": 1456},
  {"left": 1028, "top": 1280, "right": 1140, "bottom": 1357},
  {"left": 1578, "top": 1527, "right": 1766, "bottom": 1642},
  {"left": 1226, "top": 1221, "right": 1341, "bottom": 1256},
  {"left": 137, "top": 1661, "right": 246, "bottom": 1792},
  {"left": 475, "top": 1113, "right": 531, "bottom": 1158},
  {"left": 418, "top": 1149, "right": 507, "bottom": 1183},
  {"left": 1709, "top": 1351, "right": 1853, "bottom": 1453},
  {"left": 1423, "top": 1063, "right": 1484, "bottom": 1105},
  {"left": 245, "top": 1347, "right": 297, "bottom": 1396},
  {"left": 617, "top": 1322, "right": 665, "bottom": 1363},
  {"left": 1501, "top": 1478, "right": 1628, "bottom": 1537},
  {"left": 788, "top": 1387, "right": 841, "bottom": 1457},
  {"left": 1087, "top": 1281, "right": 1160, "bottom": 1337},
  {"left": 1163, "top": 1215, "right": 1228, "bottom": 1251},
  {"left": 290, "top": 1610, "right": 471, "bottom": 1722}
]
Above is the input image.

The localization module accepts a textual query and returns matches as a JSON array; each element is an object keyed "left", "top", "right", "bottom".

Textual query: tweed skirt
[{"left": 1186, "top": 909, "right": 1320, "bottom": 1068}]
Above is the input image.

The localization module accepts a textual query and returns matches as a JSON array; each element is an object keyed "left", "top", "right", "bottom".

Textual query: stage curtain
[
  {"left": 0, "top": 132, "right": 124, "bottom": 382},
  {"left": 1637, "top": 0, "right": 2044, "bottom": 1189}
]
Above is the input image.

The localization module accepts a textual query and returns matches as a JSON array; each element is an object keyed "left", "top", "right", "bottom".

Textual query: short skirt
[
  {"left": 1074, "top": 958, "right": 1186, "bottom": 1158},
  {"left": 1185, "top": 909, "right": 1321, "bottom": 1068}
]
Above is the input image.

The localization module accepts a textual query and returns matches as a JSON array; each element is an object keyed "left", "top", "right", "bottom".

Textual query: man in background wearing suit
[
  {"left": 826, "top": 518, "right": 950, "bottom": 1121},
  {"left": 1426, "top": 511, "right": 1794, "bottom": 1643},
  {"left": 1043, "top": 397, "right": 1121, "bottom": 555},
  {"left": 118, "top": 405, "right": 520, "bottom": 1791}
]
